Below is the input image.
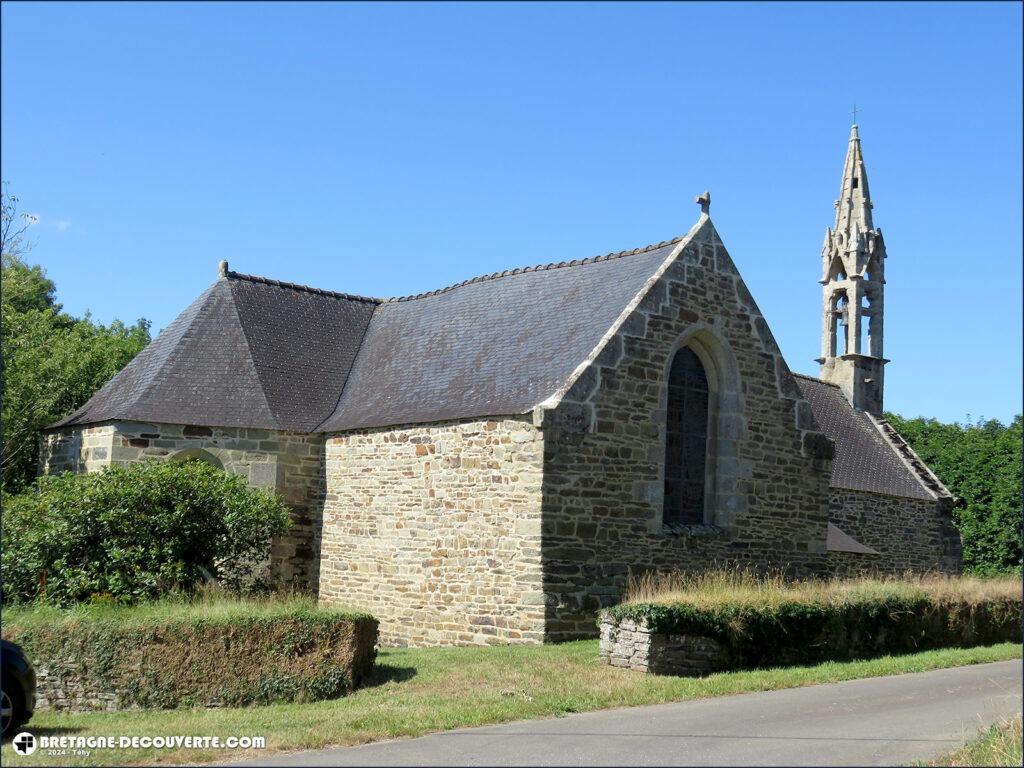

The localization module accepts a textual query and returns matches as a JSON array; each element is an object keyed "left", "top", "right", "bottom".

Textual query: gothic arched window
[{"left": 664, "top": 347, "right": 710, "bottom": 526}]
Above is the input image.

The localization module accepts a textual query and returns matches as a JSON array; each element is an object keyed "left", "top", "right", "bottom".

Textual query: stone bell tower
[{"left": 816, "top": 124, "right": 888, "bottom": 414}]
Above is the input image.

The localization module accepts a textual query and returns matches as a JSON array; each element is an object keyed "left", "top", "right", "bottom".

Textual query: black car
[{"left": 1, "top": 640, "right": 36, "bottom": 737}]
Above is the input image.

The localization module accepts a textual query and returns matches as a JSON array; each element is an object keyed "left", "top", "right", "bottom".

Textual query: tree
[
  {"left": 0, "top": 182, "right": 37, "bottom": 264},
  {"left": 887, "top": 412, "right": 1023, "bottom": 575},
  {"left": 1, "top": 185, "right": 151, "bottom": 491}
]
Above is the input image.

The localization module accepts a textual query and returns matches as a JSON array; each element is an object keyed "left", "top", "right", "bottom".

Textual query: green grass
[
  {"left": 2, "top": 640, "right": 1018, "bottom": 766},
  {"left": 2, "top": 590, "right": 372, "bottom": 628},
  {"left": 927, "top": 714, "right": 1023, "bottom": 766}
]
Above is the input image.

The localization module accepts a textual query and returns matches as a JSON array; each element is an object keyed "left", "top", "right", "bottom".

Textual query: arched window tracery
[{"left": 664, "top": 347, "right": 710, "bottom": 526}]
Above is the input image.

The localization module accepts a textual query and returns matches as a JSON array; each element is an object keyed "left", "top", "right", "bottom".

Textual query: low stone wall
[
  {"left": 33, "top": 659, "right": 123, "bottom": 712},
  {"left": 5, "top": 608, "right": 378, "bottom": 713},
  {"left": 599, "top": 615, "right": 728, "bottom": 676},
  {"left": 599, "top": 589, "right": 1021, "bottom": 676}
]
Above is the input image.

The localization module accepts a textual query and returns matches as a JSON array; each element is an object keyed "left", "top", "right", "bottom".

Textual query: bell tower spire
[{"left": 816, "top": 123, "right": 888, "bottom": 414}]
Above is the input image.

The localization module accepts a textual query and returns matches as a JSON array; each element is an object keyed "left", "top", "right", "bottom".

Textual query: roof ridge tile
[
  {"left": 224, "top": 235, "right": 683, "bottom": 305},
  {"left": 872, "top": 415, "right": 952, "bottom": 498},
  {"left": 226, "top": 271, "right": 383, "bottom": 304},
  {"left": 384, "top": 235, "right": 684, "bottom": 303}
]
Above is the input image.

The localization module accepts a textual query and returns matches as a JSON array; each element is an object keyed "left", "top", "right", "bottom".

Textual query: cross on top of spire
[
  {"left": 834, "top": 120, "right": 873, "bottom": 235},
  {"left": 851, "top": 103, "right": 860, "bottom": 124}
]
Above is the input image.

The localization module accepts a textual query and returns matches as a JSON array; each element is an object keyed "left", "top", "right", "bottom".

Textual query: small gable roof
[
  {"left": 52, "top": 222, "right": 703, "bottom": 433},
  {"left": 794, "top": 374, "right": 938, "bottom": 501}
]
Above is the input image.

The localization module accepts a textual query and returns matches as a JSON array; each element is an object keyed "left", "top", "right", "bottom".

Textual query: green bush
[
  {"left": 2, "top": 595, "right": 378, "bottom": 709},
  {"left": 606, "top": 575, "right": 1022, "bottom": 670},
  {"left": 1, "top": 460, "right": 291, "bottom": 605}
]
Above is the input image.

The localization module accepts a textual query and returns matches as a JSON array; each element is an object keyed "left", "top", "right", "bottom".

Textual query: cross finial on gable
[{"left": 695, "top": 190, "right": 711, "bottom": 216}]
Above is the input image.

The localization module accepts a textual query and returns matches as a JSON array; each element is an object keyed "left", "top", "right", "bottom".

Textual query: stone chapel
[{"left": 40, "top": 126, "right": 962, "bottom": 645}]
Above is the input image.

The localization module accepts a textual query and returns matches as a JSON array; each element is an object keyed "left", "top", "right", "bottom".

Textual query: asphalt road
[{"left": 231, "top": 660, "right": 1022, "bottom": 767}]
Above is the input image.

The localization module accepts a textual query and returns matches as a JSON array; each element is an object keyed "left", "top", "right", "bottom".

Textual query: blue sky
[{"left": 2, "top": 2, "right": 1021, "bottom": 423}]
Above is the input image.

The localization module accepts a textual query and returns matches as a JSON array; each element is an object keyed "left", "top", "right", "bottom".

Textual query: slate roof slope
[
  {"left": 228, "top": 275, "right": 376, "bottom": 430},
  {"left": 52, "top": 228, "right": 688, "bottom": 434},
  {"left": 318, "top": 237, "right": 683, "bottom": 432},
  {"left": 52, "top": 274, "right": 376, "bottom": 432},
  {"left": 794, "top": 374, "right": 935, "bottom": 500}
]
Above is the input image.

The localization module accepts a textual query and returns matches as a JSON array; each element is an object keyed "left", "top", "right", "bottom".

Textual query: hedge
[
  {"left": 1, "top": 596, "right": 378, "bottom": 711},
  {"left": 604, "top": 577, "right": 1022, "bottom": 669}
]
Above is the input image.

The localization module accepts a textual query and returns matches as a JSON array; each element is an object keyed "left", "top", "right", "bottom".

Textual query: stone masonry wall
[
  {"left": 32, "top": 659, "right": 123, "bottom": 713},
  {"left": 39, "top": 424, "right": 117, "bottom": 475},
  {"left": 319, "top": 417, "right": 545, "bottom": 647},
  {"left": 827, "top": 488, "right": 962, "bottom": 576},
  {"left": 39, "top": 421, "right": 324, "bottom": 590},
  {"left": 537, "top": 219, "right": 836, "bottom": 640},
  {"left": 598, "top": 613, "right": 728, "bottom": 676}
]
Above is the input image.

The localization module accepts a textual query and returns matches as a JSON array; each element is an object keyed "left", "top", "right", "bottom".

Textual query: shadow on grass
[{"left": 360, "top": 663, "right": 417, "bottom": 689}]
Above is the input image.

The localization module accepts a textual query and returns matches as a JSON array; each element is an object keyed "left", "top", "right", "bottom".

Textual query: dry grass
[
  {"left": 928, "top": 715, "right": 1023, "bottom": 766},
  {"left": 623, "top": 567, "right": 1022, "bottom": 609}
]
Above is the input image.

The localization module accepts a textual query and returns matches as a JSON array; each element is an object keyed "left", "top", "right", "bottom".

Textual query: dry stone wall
[
  {"left": 39, "top": 421, "right": 324, "bottom": 590},
  {"left": 33, "top": 660, "right": 123, "bottom": 712},
  {"left": 8, "top": 613, "right": 379, "bottom": 712},
  {"left": 827, "top": 489, "right": 962, "bottom": 576},
  {"left": 598, "top": 592, "right": 1018, "bottom": 676},
  {"left": 318, "top": 417, "right": 545, "bottom": 646},
  {"left": 537, "top": 220, "right": 835, "bottom": 640},
  {"left": 599, "top": 614, "right": 728, "bottom": 676}
]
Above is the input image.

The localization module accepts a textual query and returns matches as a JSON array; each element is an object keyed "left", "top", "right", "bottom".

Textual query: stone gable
[{"left": 536, "top": 220, "right": 835, "bottom": 639}]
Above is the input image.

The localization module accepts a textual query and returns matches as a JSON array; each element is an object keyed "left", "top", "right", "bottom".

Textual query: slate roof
[
  {"left": 794, "top": 374, "right": 936, "bottom": 500},
  {"left": 52, "top": 275, "right": 376, "bottom": 432},
  {"left": 52, "top": 234, "right": 685, "bottom": 433},
  {"left": 320, "top": 239, "right": 681, "bottom": 432}
]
